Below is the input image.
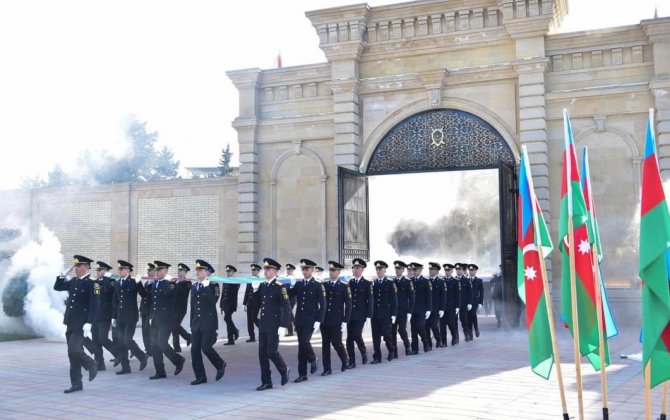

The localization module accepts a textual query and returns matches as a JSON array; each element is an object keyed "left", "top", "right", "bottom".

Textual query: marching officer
[
  {"left": 189, "top": 259, "right": 226, "bottom": 385},
  {"left": 53, "top": 255, "right": 98, "bottom": 393},
  {"left": 140, "top": 262, "right": 156, "bottom": 354},
  {"left": 392, "top": 260, "right": 414, "bottom": 357},
  {"left": 290, "top": 258, "right": 326, "bottom": 383},
  {"left": 409, "top": 262, "right": 432, "bottom": 354},
  {"left": 320, "top": 260, "right": 351, "bottom": 375},
  {"left": 220, "top": 265, "right": 240, "bottom": 345},
  {"left": 441, "top": 263, "right": 461, "bottom": 346},
  {"left": 255, "top": 257, "right": 292, "bottom": 391},
  {"left": 347, "top": 258, "right": 373, "bottom": 368},
  {"left": 172, "top": 263, "right": 192, "bottom": 352},
  {"left": 469, "top": 263, "right": 484, "bottom": 338},
  {"left": 370, "top": 260, "right": 398, "bottom": 363},
  {"left": 149, "top": 261, "right": 186, "bottom": 379},
  {"left": 425, "top": 262, "right": 446, "bottom": 350},
  {"left": 242, "top": 263, "right": 262, "bottom": 342},
  {"left": 285, "top": 263, "right": 297, "bottom": 336},
  {"left": 112, "top": 260, "right": 149, "bottom": 374},
  {"left": 83, "top": 261, "right": 117, "bottom": 370},
  {"left": 456, "top": 263, "right": 473, "bottom": 341}
]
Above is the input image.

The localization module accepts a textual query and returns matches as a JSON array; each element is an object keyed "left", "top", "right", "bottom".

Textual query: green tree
[
  {"left": 151, "top": 145, "right": 180, "bottom": 181},
  {"left": 20, "top": 176, "right": 46, "bottom": 189},
  {"left": 46, "top": 165, "right": 72, "bottom": 187},
  {"left": 2, "top": 271, "right": 29, "bottom": 318},
  {"left": 218, "top": 143, "right": 233, "bottom": 176}
]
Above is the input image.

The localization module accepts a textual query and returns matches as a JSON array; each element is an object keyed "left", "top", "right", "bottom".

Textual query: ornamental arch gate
[{"left": 337, "top": 108, "right": 523, "bottom": 327}]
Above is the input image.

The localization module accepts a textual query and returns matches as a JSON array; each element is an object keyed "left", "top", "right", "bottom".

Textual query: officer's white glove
[
  {"left": 391, "top": 315, "right": 396, "bottom": 324},
  {"left": 407, "top": 313, "right": 412, "bottom": 322},
  {"left": 455, "top": 307, "right": 460, "bottom": 315},
  {"left": 439, "top": 310, "right": 444, "bottom": 318},
  {"left": 112, "top": 319, "right": 117, "bottom": 328},
  {"left": 278, "top": 327, "right": 287, "bottom": 338},
  {"left": 313, "top": 321, "right": 320, "bottom": 331},
  {"left": 252, "top": 281, "right": 260, "bottom": 291},
  {"left": 341, "top": 322, "right": 346, "bottom": 331},
  {"left": 290, "top": 277, "right": 297, "bottom": 286},
  {"left": 467, "top": 304, "right": 472, "bottom": 310},
  {"left": 478, "top": 303, "right": 483, "bottom": 311},
  {"left": 243, "top": 305, "right": 247, "bottom": 312},
  {"left": 425, "top": 311, "right": 431, "bottom": 319}
]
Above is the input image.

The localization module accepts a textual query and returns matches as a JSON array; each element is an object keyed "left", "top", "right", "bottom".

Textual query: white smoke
[{"left": 4, "top": 225, "right": 67, "bottom": 341}]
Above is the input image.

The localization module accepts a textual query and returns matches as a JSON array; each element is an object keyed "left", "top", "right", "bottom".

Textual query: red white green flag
[
  {"left": 559, "top": 109, "right": 609, "bottom": 370},
  {"left": 639, "top": 109, "right": 670, "bottom": 388},
  {"left": 517, "top": 145, "right": 555, "bottom": 379}
]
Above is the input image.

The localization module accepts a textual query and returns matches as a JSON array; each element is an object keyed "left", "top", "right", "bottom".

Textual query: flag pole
[
  {"left": 661, "top": 381, "right": 668, "bottom": 420},
  {"left": 568, "top": 216, "right": 585, "bottom": 420},
  {"left": 645, "top": 362, "right": 652, "bottom": 420},
  {"left": 536, "top": 244, "right": 570, "bottom": 420},
  {"left": 592, "top": 244, "right": 609, "bottom": 419}
]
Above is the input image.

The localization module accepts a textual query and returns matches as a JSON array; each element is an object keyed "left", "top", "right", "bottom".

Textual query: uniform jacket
[
  {"left": 150, "top": 279, "right": 177, "bottom": 326},
  {"left": 323, "top": 279, "right": 352, "bottom": 326},
  {"left": 257, "top": 278, "right": 292, "bottom": 333},
  {"left": 471, "top": 276, "right": 484, "bottom": 306},
  {"left": 289, "top": 278, "right": 326, "bottom": 327},
  {"left": 219, "top": 283, "right": 240, "bottom": 312},
  {"left": 412, "top": 275, "right": 433, "bottom": 314},
  {"left": 444, "top": 276, "right": 461, "bottom": 309},
  {"left": 429, "top": 276, "right": 447, "bottom": 313},
  {"left": 394, "top": 276, "right": 415, "bottom": 315},
  {"left": 348, "top": 277, "right": 373, "bottom": 321},
  {"left": 112, "top": 277, "right": 146, "bottom": 324},
  {"left": 190, "top": 281, "right": 220, "bottom": 332},
  {"left": 53, "top": 275, "right": 92, "bottom": 330},
  {"left": 173, "top": 279, "right": 192, "bottom": 316},
  {"left": 372, "top": 277, "right": 398, "bottom": 320},
  {"left": 139, "top": 280, "right": 154, "bottom": 317},
  {"left": 459, "top": 275, "right": 473, "bottom": 308},
  {"left": 89, "top": 276, "right": 116, "bottom": 322}
]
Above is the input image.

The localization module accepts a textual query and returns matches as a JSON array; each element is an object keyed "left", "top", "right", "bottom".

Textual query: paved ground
[{"left": 0, "top": 314, "right": 664, "bottom": 420}]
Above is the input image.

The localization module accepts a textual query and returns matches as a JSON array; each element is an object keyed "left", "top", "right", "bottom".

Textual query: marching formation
[{"left": 54, "top": 254, "right": 486, "bottom": 393}]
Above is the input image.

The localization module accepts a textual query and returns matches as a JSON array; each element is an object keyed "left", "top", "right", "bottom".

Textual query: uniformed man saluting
[
  {"left": 112, "top": 260, "right": 148, "bottom": 375},
  {"left": 148, "top": 261, "right": 186, "bottom": 379},
  {"left": 290, "top": 258, "right": 326, "bottom": 383},
  {"left": 189, "top": 259, "right": 226, "bottom": 385},
  {"left": 220, "top": 265, "right": 240, "bottom": 345},
  {"left": 370, "top": 260, "right": 398, "bottom": 363},
  {"left": 255, "top": 257, "right": 292, "bottom": 391},
  {"left": 347, "top": 258, "right": 373, "bottom": 368},
  {"left": 320, "top": 260, "right": 351, "bottom": 375},
  {"left": 53, "top": 255, "right": 98, "bottom": 393}
]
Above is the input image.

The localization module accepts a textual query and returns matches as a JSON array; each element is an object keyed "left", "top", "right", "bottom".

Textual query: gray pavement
[{"left": 0, "top": 314, "right": 662, "bottom": 420}]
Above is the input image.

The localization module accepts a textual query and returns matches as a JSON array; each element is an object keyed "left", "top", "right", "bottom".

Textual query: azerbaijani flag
[
  {"left": 559, "top": 109, "right": 609, "bottom": 370},
  {"left": 581, "top": 147, "right": 619, "bottom": 339},
  {"left": 639, "top": 109, "right": 670, "bottom": 388},
  {"left": 517, "top": 145, "right": 555, "bottom": 379}
]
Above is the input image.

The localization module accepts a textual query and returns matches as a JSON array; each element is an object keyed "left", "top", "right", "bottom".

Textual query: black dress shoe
[
  {"left": 186, "top": 336, "right": 192, "bottom": 347},
  {"left": 286, "top": 332, "right": 294, "bottom": 336},
  {"left": 361, "top": 354, "right": 368, "bottom": 364},
  {"left": 97, "top": 364, "right": 106, "bottom": 371},
  {"left": 113, "top": 359, "right": 121, "bottom": 367},
  {"left": 190, "top": 377, "right": 207, "bottom": 385},
  {"left": 246, "top": 337, "right": 256, "bottom": 343},
  {"left": 441, "top": 341, "right": 447, "bottom": 347},
  {"left": 234, "top": 330, "right": 239, "bottom": 340},
  {"left": 347, "top": 362, "right": 356, "bottom": 369},
  {"left": 88, "top": 364, "right": 98, "bottom": 382},
  {"left": 321, "top": 370, "right": 332, "bottom": 376},
  {"left": 216, "top": 361, "right": 226, "bottom": 381},
  {"left": 174, "top": 357, "right": 185, "bottom": 375},
  {"left": 387, "top": 353, "right": 394, "bottom": 361},
  {"left": 64, "top": 384, "right": 83, "bottom": 394},
  {"left": 408, "top": 350, "right": 418, "bottom": 355},
  {"left": 435, "top": 343, "right": 442, "bottom": 348},
  {"left": 149, "top": 372, "right": 167, "bottom": 380},
  {"left": 452, "top": 339, "right": 459, "bottom": 345},
  {"left": 256, "top": 383, "right": 273, "bottom": 391},
  {"left": 310, "top": 357, "right": 319, "bottom": 374},
  {"left": 174, "top": 347, "right": 182, "bottom": 353},
  {"left": 223, "top": 340, "right": 235, "bottom": 346},
  {"left": 370, "top": 359, "right": 381, "bottom": 364},
  {"left": 293, "top": 375, "right": 308, "bottom": 383},
  {"left": 139, "top": 355, "right": 148, "bottom": 371},
  {"left": 341, "top": 364, "right": 347, "bottom": 372},
  {"left": 110, "top": 358, "right": 117, "bottom": 363},
  {"left": 116, "top": 368, "right": 131, "bottom": 375},
  {"left": 405, "top": 348, "right": 412, "bottom": 356},
  {"left": 475, "top": 330, "right": 480, "bottom": 338},
  {"left": 280, "top": 367, "right": 290, "bottom": 386}
]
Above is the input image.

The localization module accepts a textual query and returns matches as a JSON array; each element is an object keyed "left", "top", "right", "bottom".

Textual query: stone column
[
  {"left": 227, "top": 68, "right": 262, "bottom": 271},
  {"left": 330, "top": 78, "right": 361, "bottom": 169}
]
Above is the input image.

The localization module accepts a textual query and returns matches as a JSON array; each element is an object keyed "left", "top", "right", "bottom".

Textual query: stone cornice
[
  {"left": 227, "top": 68, "right": 262, "bottom": 90},
  {"left": 546, "top": 24, "right": 648, "bottom": 55},
  {"left": 641, "top": 17, "right": 670, "bottom": 42},
  {"left": 500, "top": 0, "right": 568, "bottom": 39}
]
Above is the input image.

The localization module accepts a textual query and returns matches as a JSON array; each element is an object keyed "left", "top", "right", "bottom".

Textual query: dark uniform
[
  {"left": 84, "top": 262, "right": 117, "bottom": 370},
  {"left": 149, "top": 261, "right": 185, "bottom": 379},
  {"left": 491, "top": 269, "right": 504, "bottom": 328},
  {"left": 172, "top": 263, "right": 192, "bottom": 352},
  {"left": 112, "top": 260, "right": 148, "bottom": 374},
  {"left": 243, "top": 263, "right": 262, "bottom": 342},
  {"left": 290, "top": 258, "right": 326, "bottom": 381},
  {"left": 425, "top": 263, "right": 447, "bottom": 349},
  {"left": 441, "top": 263, "right": 461, "bottom": 346},
  {"left": 255, "top": 258, "right": 292, "bottom": 390},
  {"left": 456, "top": 263, "right": 474, "bottom": 341},
  {"left": 189, "top": 260, "right": 226, "bottom": 385},
  {"left": 370, "top": 260, "right": 398, "bottom": 363},
  {"left": 469, "top": 263, "right": 484, "bottom": 338},
  {"left": 220, "top": 265, "right": 240, "bottom": 344},
  {"left": 53, "top": 255, "right": 98, "bottom": 393},
  {"left": 285, "top": 263, "right": 297, "bottom": 336},
  {"left": 392, "top": 260, "right": 415, "bottom": 357},
  {"left": 320, "top": 260, "right": 351, "bottom": 374},
  {"left": 410, "top": 262, "right": 432, "bottom": 354},
  {"left": 140, "top": 263, "right": 156, "bottom": 354},
  {"left": 347, "top": 258, "right": 373, "bottom": 368}
]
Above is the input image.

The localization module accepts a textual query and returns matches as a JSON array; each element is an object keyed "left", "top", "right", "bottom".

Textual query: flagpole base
[
  {"left": 602, "top": 407, "right": 609, "bottom": 419},
  {"left": 563, "top": 413, "right": 569, "bottom": 420}
]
